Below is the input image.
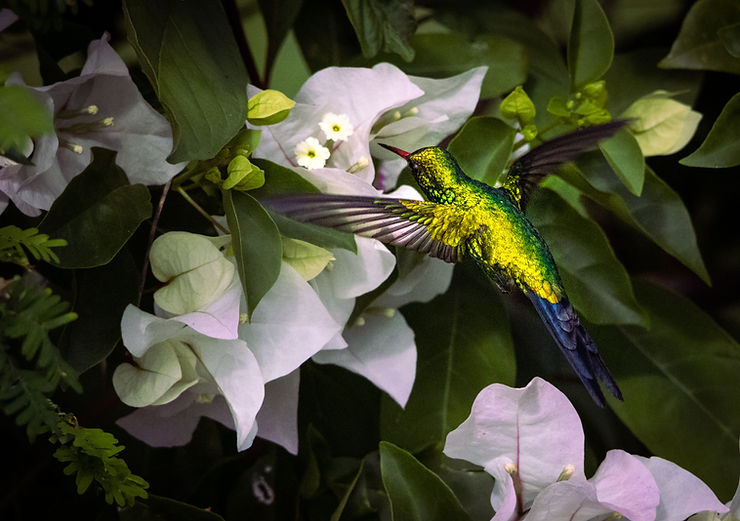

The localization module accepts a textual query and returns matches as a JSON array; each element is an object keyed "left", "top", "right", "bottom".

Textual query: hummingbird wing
[
  {"left": 265, "top": 194, "right": 482, "bottom": 263},
  {"left": 502, "top": 120, "right": 628, "bottom": 210}
]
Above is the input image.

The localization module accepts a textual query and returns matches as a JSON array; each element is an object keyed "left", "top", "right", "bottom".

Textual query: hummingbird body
[{"left": 267, "top": 121, "right": 627, "bottom": 406}]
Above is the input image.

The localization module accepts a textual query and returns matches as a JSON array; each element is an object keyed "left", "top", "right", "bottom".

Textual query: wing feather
[{"left": 265, "top": 194, "right": 478, "bottom": 263}]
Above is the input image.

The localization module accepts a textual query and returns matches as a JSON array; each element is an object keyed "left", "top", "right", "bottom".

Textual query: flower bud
[{"left": 501, "top": 86, "right": 536, "bottom": 124}]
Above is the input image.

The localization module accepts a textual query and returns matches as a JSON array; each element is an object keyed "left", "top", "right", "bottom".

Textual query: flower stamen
[
  {"left": 346, "top": 156, "right": 369, "bottom": 174},
  {"left": 59, "top": 139, "right": 84, "bottom": 154},
  {"left": 57, "top": 104, "right": 99, "bottom": 118}
]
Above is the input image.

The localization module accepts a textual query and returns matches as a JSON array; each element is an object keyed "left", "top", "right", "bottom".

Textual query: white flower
[
  {"left": 294, "top": 137, "right": 330, "bottom": 169},
  {"left": 0, "top": 33, "right": 182, "bottom": 216},
  {"left": 319, "top": 112, "right": 354, "bottom": 141}
]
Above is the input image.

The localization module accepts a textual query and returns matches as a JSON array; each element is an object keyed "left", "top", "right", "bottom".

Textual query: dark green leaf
[
  {"left": 596, "top": 280, "right": 740, "bottom": 499},
  {"left": 599, "top": 128, "right": 645, "bottom": 196},
  {"left": 605, "top": 48, "right": 703, "bottom": 116},
  {"left": 421, "top": 452, "right": 494, "bottom": 521},
  {"left": 564, "top": 157, "right": 710, "bottom": 284},
  {"left": 61, "top": 250, "right": 138, "bottom": 373},
  {"left": 258, "top": 0, "right": 304, "bottom": 72},
  {"left": 251, "top": 159, "right": 357, "bottom": 252},
  {"left": 379, "top": 442, "right": 471, "bottom": 521},
  {"left": 659, "top": 0, "right": 740, "bottom": 73},
  {"left": 120, "top": 494, "right": 225, "bottom": 521},
  {"left": 123, "top": 0, "right": 249, "bottom": 162},
  {"left": 39, "top": 148, "right": 152, "bottom": 269},
  {"left": 249, "top": 158, "right": 320, "bottom": 198},
  {"left": 718, "top": 22, "right": 740, "bottom": 57},
  {"left": 223, "top": 190, "right": 282, "bottom": 319},
  {"left": 448, "top": 117, "right": 516, "bottom": 186},
  {"left": 681, "top": 91, "right": 740, "bottom": 168},
  {"left": 381, "top": 267, "right": 515, "bottom": 452},
  {"left": 568, "top": 0, "right": 615, "bottom": 87},
  {"left": 341, "top": 0, "right": 416, "bottom": 61},
  {"left": 372, "top": 32, "right": 527, "bottom": 98},
  {"left": 0, "top": 85, "right": 53, "bottom": 153},
  {"left": 528, "top": 189, "right": 646, "bottom": 326}
]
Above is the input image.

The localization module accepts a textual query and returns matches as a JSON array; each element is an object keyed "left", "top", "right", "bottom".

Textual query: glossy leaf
[
  {"left": 379, "top": 442, "right": 471, "bottom": 521},
  {"left": 528, "top": 189, "right": 646, "bottom": 326},
  {"left": 62, "top": 250, "right": 139, "bottom": 373},
  {"left": 379, "top": 32, "right": 527, "bottom": 98},
  {"left": 223, "top": 190, "right": 282, "bottom": 319},
  {"left": 341, "top": 0, "right": 416, "bottom": 61},
  {"left": 39, "top": 148, "right": 152, "bottom": 268},
  {"left": 568, "top": 0, "right": 615, "bottom": 87},
  {"left": 681, "top": 91, "right": 740, "bottom": 168},
  {"left": 448, "top": 117, "right": 516, "bottom": 186},
  {"left": 564, "top": 156, "right": 710, "bottom": 284},
  {"left": 659, "top": 0, "right": 740, "bottom": 74},
  {"left": 123, "top": 0, "right": 249, "bottom": 162},
  {"left": 596, "top": 280, "right": 740, "bottom": 499},
  {"left": 599, "top": 128, "right": 645, "bottom": 195},
  {"left": 0, "top": 84, "right": 53, "bottom": 152},
  {"left": 380, "top": 267, "right": 515, "bottom": 453}
]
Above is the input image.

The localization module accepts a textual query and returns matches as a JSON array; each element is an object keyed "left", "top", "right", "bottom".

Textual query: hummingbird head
[{"left": 379, "top": 143, "right": 464, "bottom": 202}]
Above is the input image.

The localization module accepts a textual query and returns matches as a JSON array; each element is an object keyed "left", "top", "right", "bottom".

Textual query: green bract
[
  {"left": 247, "top": 89, "right": 296, "bottom": 126},
  {"left": 622, "top": 91, "right": 702, "bottom": 156},
  {"left": 500, "top": 86, "right": 536, "bottom": 124},
  {"left": 112, "top": 339, "right": 199, "bottom": 407},
  {"left": 150, "top": 231, "right": 235, "bottom": 315},
  {"left": 223, "top": 156, "right": 265, "bottom": 191},
  {"left": 281, "top": 237, "right": 335, "bottom": 281}
]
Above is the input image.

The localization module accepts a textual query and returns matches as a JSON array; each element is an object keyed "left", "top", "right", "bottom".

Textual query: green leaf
[
  {"left": 564, "top": 157, "right": 710, "bottom": 284},
  {"left": 251, "top": 158, "right": 357, "bottom": 253},
  {"left": 568, "top": 0, "right": 615, "bottom": 87},
  {"left": 0, "top": 85, "right": 53, "bottom": 153},
  {"left": 379, "top": 442, "right": 471, "bottom": 521},
  {"left": 527, "top": 189, "right": 646, "bottom": 326},
  {"left": 123, "top": 0, "right": 249, "bottom": 162},
  {"left": 448, "top": 117, "right": 516, "bottom": 186},
  {"left": 341, "top": 0, "right": 416, "bottom": 61},
  {"left": 596, "top": 280, "right": 740, "bottom": 499},
  {"left": 659, "top": 0, "right": 740, "bottom": 74},
  {"left": 681, "top": 91, "right": 740, "bottom": 168},
  {"left": 366, "top": 32, "right": 527, "bottom": 99},
  {"left": 381, "top": 267, "right": 515, "bottom": 453},
  {"left": 718, "top": 22, "right": 740, "bottom": 57},
  {"left": 247, "top": 89, "right": 296, "bottom": 126},
  {"left": 39, "top": 148, "right": 152, "bottom": 269},
  {"left": 223, "top": 190, "right": 282, "bottom": 319},
  {"left": 598, "top": 128, "right": 645, "bottom": 195},
  {"left": 62, "top": 250, "right": 138, "bottom": 373}
]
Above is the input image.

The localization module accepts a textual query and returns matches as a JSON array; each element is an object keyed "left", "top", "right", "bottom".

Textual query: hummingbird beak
[{"left": 379, "top": 143, "right": 410, "bottom": 159}]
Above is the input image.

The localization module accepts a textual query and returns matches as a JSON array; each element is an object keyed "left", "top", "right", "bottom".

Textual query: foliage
[{"left": 1, "top": 0, "right": 739, "bottom": 519}]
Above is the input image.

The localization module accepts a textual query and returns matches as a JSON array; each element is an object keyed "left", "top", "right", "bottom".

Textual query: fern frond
[
  {"left": 0, "top": 276, "right": 80, "bottom": 390},
  {"left": 0, "top": 225, "right": 67, "bottom": 267},
  {"left": 53, "top": 415, "right": 150, "bottom": 507}
]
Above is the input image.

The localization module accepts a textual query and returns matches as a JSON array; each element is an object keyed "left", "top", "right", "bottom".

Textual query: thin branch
[
  {"left": 137, "top": 180, "right": 171, "bottom": 306},
  {"left": 176, "top": 187, "right": 230, "bottom": 235}
]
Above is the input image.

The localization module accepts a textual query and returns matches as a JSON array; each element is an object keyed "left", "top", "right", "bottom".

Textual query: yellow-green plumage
[{"left": 267, "top": 121, "right": 627, "bottom": 407}]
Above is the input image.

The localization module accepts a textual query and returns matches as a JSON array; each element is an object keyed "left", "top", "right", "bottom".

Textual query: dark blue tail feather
[{"left": 528, "top": 293, "right": 623, "bottom": 407}]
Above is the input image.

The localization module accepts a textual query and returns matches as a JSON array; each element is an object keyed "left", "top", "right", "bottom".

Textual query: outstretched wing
[
  {"left": 502, "top": 120, "right": 628, "bottom": 210},
  {"left": 265, "top": 194, "right": 482, "bottom": 263}
]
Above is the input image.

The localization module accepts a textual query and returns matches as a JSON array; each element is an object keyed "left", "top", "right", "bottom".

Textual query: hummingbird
[{"left": 267, "top": 121, "right": 626, "bottom": 407}]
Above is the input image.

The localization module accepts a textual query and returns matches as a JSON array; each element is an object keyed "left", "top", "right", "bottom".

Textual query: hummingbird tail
[{"left": 527, "top": 293, "right": 623, "bottom": 407}]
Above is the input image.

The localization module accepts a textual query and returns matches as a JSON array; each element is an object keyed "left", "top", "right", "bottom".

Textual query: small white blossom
[
  {"left": 319, "top": 112, "right": 354, "bottom": 141},
  {"left": 295, "top": 137, "right": 330, "bottom": 169}
]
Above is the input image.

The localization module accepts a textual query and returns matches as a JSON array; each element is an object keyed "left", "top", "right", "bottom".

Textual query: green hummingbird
[{"left": 267, "top": 121, "right": 626, "bottom": 407}]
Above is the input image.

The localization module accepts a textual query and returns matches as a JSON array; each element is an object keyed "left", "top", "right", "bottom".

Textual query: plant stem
[
  {"left": 176, "top": 186, "right": 230, "bottom": 234},
  {"left": 137, "top": 180, "right": 171, "bottom": 306}
]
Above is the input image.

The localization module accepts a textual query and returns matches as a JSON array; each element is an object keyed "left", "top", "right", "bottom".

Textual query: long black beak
[{"left": 379, "top": 143, "right": 410, "bottom": 159}]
